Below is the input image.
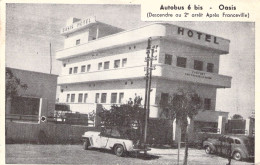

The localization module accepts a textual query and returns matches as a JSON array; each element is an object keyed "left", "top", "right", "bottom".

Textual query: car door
[
  {"left": 223, "top": 137, "right": 234, "bottom": 157},
  {"left": 215, "top": 136, "right": 224, "bottom": 154},
  {"left": 106, "top": 128, "right": 122, "bottom": 149},
  {"left": 99, "top": 128, "right": 111, "bottom": 148}
]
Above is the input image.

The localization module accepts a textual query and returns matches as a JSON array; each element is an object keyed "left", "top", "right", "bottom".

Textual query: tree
[
  {"left": 160, "top": 88, "right": 202, "bottom": 165},
  {"left": 232, "top": 114, "right": 243, "bottom": 120},
  {"left": 98, "top": 100, "right": 145, "bottom": 142},
  {"left": 99, "top": 104, "right": 145, "bottom": 127},
  {"left": 5, "top": 68, "right": 28, "bottom": 99}
]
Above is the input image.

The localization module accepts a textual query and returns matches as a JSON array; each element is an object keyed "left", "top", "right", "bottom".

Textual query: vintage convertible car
[
  {"left": 82, "top": 127, "right": 150, "bottom": 157},
  {"left": 203, "top": 135, "right": 254, "bottom": 161}
]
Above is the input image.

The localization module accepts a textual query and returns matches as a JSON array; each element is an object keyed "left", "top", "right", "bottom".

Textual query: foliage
[
  {"left": 98, "top": 104, "right": 145, "bottom": 127},
  {"left": 250, "top": 111, "right": 255, "bottom": 119},
  {"left": 6, "top": 68, "right": 28, "bottom": 99},
  {"left": 160, "top": 88, "right": 202, "bottom": 121},
  {"left": 88, "top": 110, "right": 96, "bottom": 122},
  {"left": 232, "top": 114, "right": 243, "bottom": 120}
]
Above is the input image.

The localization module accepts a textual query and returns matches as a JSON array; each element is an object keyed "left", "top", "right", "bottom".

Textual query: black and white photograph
[{"left": 3, "top": 3, "right": 256, "bottom": 165}]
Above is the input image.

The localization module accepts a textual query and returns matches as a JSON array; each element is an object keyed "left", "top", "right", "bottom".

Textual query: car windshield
[{"left": 101, "top": 127, "right": 140, "bottom": 140}]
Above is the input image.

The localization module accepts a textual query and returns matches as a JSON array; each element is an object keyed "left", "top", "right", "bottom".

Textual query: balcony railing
[{"left": 58, "top": 64, "right": 231, "bottom": 88}]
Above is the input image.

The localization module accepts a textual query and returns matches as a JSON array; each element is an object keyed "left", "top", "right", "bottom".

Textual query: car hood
[
  {"left": 206, "top": 138, "right": 219, "bottom": 143},
  {"left": 82, "top": 131, "right": 100, "bottom": 137}
]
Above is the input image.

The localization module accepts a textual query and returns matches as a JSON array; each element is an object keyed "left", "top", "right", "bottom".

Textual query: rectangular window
[
  {"left": 161, "top": 93, "right": 169, "bottom": 106},
  {"left": 101, "top": 93, "right": 107, "bottom": 103},
  {"left": 111, "top": 93, "right": 117, "bottom": 103},
  {"left": 207, "top": 63, "right": 214, "bottom": 73},
  {"left": 104, "top": 61, "right": 110, "bottom": 69},
  {"left": 122, "top": 58, "right": 127, "bottom": 67},
  {"left": 165, "top": 54, "right": 172, "bottom": 65},
  {"left": 114, "top": 60, "right": 120, "bottom": 68},
  {"left": 81, "top": 65, "right": 86, "bottom": 72},
  {"left": 66, "top": 94, "right": 70, "bottom": 102},
  {"left": 69, "top": 68, "right": 72, "bottom": 74},
  {"left": 76, "top": 39, "right": 80, "bottom": 45},
  {"left": 10, "top": 96, "right": 40, "bottom": 116},
  {"left": 84, "top": 93, "right": 88, "bottom": 103},
  {"left": 95, "top": 93, "right": 100, "bottom": 103},
  {"left": 194, "top": 60, "right": 203, "bottom": 71},
  {"left": 71, "top": 94, "right": 75, "bottom": 103},
  {"left": 177, "top": 57, "right": 187, "bottom": 68},
  {"left": 87, "top": 64, "right": 91, "bottom": 72},
  {"left": 98, "top": 62, "right": 102, "bottom": 70},
  {"left": 78, "top": 93, "right": 83, "bottom": 103},
  {"left": 119, "top": 93, "right": 124, "bottom": 104},
  {"left": 73, "top": 67, "right": 78, "bottom": 73},
  {"left": 204, "top": 98, "right": 211, "bottom": 110}
]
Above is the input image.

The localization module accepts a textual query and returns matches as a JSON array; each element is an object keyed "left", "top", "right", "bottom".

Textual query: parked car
[
  {"left": 193, "top": 131, "right": 222, "bottom": 149},
  {"left": 203, "top": 135, "right": 254, "bottom": 161},
  {"left": 82, "top": 127, "right": 150, "bottom": 157}
]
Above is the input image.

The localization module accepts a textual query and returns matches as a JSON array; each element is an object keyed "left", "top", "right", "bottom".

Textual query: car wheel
[
  {"left": 114, "top": 144, "right": 125, "bottom": 157},
  {"left": 233, "top": 151, "right": 242, "bottom": 161},
  {"left": 83, "top": 139, "right": 90, "bottom": 150},
  {"left": 205, "top": 146, "right": 212, "bottom": 154}
]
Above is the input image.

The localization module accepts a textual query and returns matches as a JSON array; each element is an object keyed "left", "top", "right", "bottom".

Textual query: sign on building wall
[
  {"left": 60, "top": 16, "right": 96, "bottom": 35},
  {"left": 185, "top": 70, "right": 212, "bottom": 80}
]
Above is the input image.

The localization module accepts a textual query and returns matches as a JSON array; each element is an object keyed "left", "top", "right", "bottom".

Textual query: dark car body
[
  {"left": 203, "top": 135, "right": 254, "bottom": 161},
  {"left": 193, "top": 132, "right": 222, "bottom": 148}
]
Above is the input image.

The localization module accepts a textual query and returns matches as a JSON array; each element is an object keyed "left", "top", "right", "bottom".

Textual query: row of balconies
[
  {"left": 56, "top": 23, "right": 230, "bottom": 60},
  {"left": 57, "top": 64, "right": 231, "bottom": 88}
]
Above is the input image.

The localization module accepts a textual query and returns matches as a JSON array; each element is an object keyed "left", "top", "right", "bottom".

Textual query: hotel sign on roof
[{"left": 60, "top": 17, "right": 96, "bottom": 35}]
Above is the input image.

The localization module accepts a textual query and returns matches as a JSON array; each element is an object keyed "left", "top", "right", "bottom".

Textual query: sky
[{"left": 5, "top": 3, "right": 255, "bottom": 118}]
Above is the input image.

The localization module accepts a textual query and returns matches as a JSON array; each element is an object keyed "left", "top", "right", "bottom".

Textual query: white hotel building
[{"left": 56, "top": 17, "right": 232, "bottom": 133}]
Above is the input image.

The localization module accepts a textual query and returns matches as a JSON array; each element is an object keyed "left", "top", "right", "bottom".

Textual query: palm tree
[{"left": 160, "top": 88, "right": 202, "bottom": 165}]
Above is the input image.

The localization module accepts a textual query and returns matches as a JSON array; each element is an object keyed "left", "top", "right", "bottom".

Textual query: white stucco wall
[
  {"left": 60, "top": 40, "right": 160, "bottom": 76},
  {"left": 159, "top": 40, "right": 220, "bottom": 73},
  {"left": 155, "top": 79, "right": 217, "bottom": 111}
]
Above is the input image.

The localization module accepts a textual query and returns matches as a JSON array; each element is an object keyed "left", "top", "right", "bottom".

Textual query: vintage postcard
[{"left": 1, "top": 0, "right": 259, "bottom": 164}]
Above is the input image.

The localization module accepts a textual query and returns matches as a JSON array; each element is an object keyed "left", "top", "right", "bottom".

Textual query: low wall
[{"left": 5, "top": 122, "right": 98, "bottom": 144}]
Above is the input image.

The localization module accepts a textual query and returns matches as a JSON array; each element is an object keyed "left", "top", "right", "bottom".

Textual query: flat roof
[
  {"left": 6, "top": 67, "right": 58, "bottom": 77},
  {"left": 60, "top": 17, "right": 124, "bottom": 35}
]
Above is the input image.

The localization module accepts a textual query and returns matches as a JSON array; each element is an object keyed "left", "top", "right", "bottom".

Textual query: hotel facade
[{"left": 56, "top": 17, "right": 232, "bottom": 136}]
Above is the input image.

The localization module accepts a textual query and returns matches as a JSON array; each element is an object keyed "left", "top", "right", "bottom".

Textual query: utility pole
[
  {"left": 50, "top": 43, "right": 52, "bottom": 74},
  {"left": 143, "top": 37, "right": 157, "bottom": 155}
]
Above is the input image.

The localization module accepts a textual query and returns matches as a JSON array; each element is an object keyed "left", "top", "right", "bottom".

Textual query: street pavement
[{"left": 5, "top": 144, "right": 254, "bottom": 164}]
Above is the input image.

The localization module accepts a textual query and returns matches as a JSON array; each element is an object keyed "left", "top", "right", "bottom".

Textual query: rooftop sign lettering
[
  {"left": 177, "top": 27, "right": 219, "bottom": 44},
  {"left": 60, "top": 17, "right": 96, "bottom": 35}
]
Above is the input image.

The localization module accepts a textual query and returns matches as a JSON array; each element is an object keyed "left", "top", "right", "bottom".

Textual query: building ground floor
[
  {"left": 57, "top": 77, "right": 256, "bottom": 142},
  {"left": 58, "top": 77, "right": 218, "bottom": 118}
]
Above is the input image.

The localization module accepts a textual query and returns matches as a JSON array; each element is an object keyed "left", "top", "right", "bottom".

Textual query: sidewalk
[
  {"left": 149, "top": 146, "right": 178, "bottom": 155},
  {"left": 148, "top": 147, "right": 201, "bottom": 157}
]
